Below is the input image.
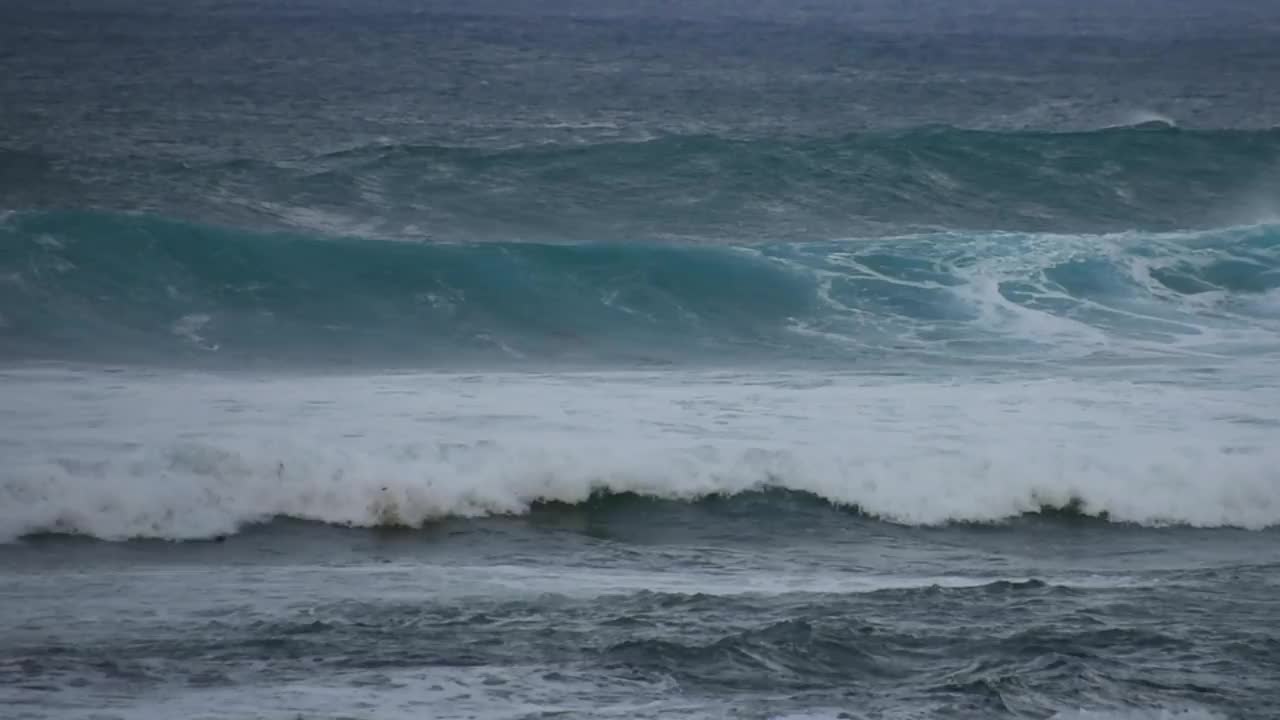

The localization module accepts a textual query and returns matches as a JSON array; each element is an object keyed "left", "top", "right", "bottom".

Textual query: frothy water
[{"left": 4, "top": 368, "right": 1278, "bottom": 542}]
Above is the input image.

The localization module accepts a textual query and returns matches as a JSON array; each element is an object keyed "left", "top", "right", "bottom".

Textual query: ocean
[{"left": 2, "top": 1, "right": 1279, "bottom": 718}]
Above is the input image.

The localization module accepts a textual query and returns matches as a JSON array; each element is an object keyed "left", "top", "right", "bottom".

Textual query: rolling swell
[
  {"left": 299, "top": 124, "right": 1280, "bottom": 237},
  {"left": 2, "top": 209, "right": 1278, "bottom": 366},
  {"left": 6, "top": 126, "right": 1280, "bottom": 240}
]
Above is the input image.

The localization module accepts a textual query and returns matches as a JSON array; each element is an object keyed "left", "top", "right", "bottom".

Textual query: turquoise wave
[{"left": 1, "top": 210, "right": 1277, "bottom": 367}]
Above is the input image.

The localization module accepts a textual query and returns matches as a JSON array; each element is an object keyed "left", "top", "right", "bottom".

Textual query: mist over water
[{"left": 2, "top": 1, "right": 1279, "bottom": 719}]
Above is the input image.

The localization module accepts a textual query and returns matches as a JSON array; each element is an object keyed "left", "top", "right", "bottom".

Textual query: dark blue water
[{"left": 2, "top": 2, "right": 1279, "bottom": 719}]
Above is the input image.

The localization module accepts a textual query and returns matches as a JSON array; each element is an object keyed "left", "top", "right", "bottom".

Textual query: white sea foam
[
  {"left": 1110, "top": 110, "right": 1180, "bottom": 130},
  {"left": 2, "top": 368, "right": 1278, "bottom": 542},
  {"left": 777, "top": 224, "right": 1280, "bottom": 366},
  {"left": 171, "top": 313, "right": 218, "bottom": 350}
]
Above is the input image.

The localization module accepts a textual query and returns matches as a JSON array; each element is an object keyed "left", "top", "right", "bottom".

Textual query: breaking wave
[
  {"left": 2, "top": 210, "right": 1278, "bottom": 367},
  {"left": 5, "top": 429, "right": 1278, "bottom": 542}
]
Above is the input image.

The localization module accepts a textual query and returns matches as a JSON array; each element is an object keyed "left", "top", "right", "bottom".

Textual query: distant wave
[
  {"left": 282, "top": 125, "right": 1280, "bottom": 239},
  {"left": 2, "top": 210, "right": 1278, "bottom": 366},
  {"left": 5, "top": 125, "right": 1280, "bottom": 240}
]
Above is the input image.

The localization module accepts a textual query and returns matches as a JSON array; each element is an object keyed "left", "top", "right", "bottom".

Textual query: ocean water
[{"left": 2, "top": 1, "right": 1280, "bottom": 719}]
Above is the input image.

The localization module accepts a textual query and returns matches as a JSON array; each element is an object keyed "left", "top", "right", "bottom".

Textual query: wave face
[
  {"left": 2, "top": 209, "right": 1278, "bottom": 367},
  {"left": 9, "top": 126, "right": 1280, "bottom": 240}
]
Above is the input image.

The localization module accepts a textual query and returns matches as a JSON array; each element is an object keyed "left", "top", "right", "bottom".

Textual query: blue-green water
[
  {"left": 2, "top": 2, "right": 1279, "bottom": 719},
  {"left": 3, "top": 209, "right": 1278, "bottom": 367}
]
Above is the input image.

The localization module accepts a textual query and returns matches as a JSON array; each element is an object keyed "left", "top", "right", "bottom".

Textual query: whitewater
[
  {"left": 5, "top": 209, "right": 1280, "bottom": 542},
  {"left": 4, "top": 365, "right": 1278, "bottom": 542}
]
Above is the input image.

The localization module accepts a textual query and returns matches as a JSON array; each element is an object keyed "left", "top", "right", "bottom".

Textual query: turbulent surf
[{"left": 3, "top": 3, "right": 1280, "bottom": 719}]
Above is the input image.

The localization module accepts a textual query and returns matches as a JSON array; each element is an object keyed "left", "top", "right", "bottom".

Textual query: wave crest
[{"left": 5, "top": 431, "right": 1278, "bottom": 542}]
